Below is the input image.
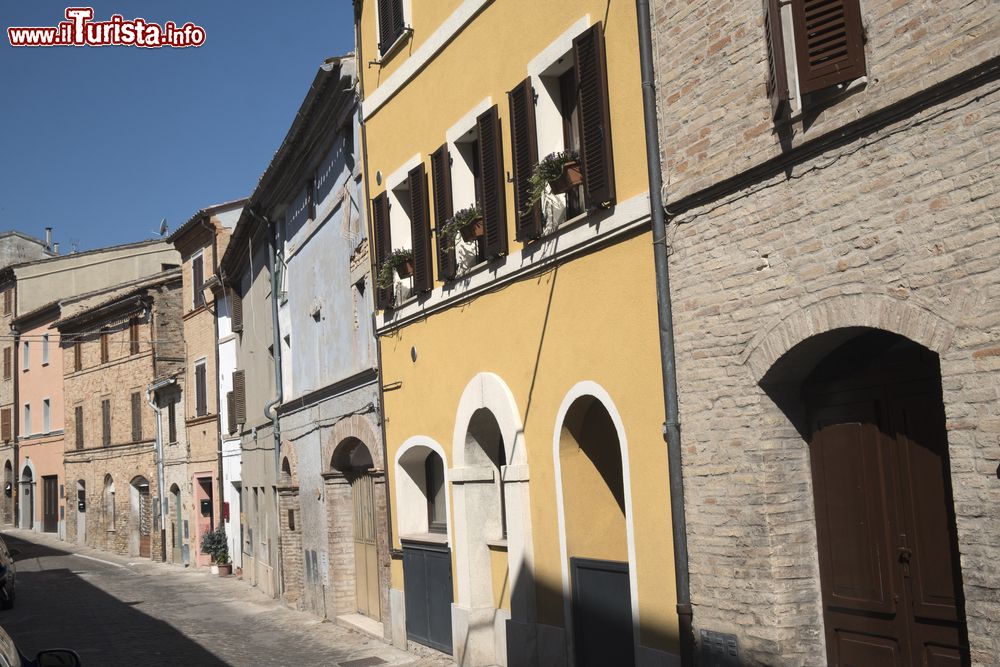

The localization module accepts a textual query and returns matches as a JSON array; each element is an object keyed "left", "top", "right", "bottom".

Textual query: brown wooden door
[
  {"left": 42, "top": 476, "right": 58, "bottom": 533},
  {"left": 351, "top": 473, "right": 380, "bottom": 621},
  {"left": 807, "top": 341, "right": 968, "bottom": 666},
  {"left": 138, "top": 486, "right": 151, "bottom": 558}
]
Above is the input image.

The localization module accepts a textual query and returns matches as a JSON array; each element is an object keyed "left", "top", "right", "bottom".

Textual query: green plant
[
  {"left": 376, "top": 248, "right": 414, "bottom": 288},
  {"left": 438, "top": 205, "right": 482, "bottom": 251},
  {"left": 524, "top": 150, "right": 580, "bottom": 213},
  {"left": 200, "top": 525, "right": 230, "bottom": 565}
]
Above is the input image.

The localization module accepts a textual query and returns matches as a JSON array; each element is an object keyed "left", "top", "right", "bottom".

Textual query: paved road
[{"left": 0, "top": 529, "right": 450, "bottom": 667}]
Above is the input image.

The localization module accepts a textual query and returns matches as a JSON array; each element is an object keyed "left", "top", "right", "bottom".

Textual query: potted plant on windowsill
[
  {"left": 525, "top": 150, "right": 581, "bottom": 212},
  {"left": 200, "top": 526, "right": 231, "bottom": 576},
  {"left": 439, "top": 205, "right": 483, "bottom": 250},
  {"left": 376, "top": 248, "right": 414, "bottom": 289}
]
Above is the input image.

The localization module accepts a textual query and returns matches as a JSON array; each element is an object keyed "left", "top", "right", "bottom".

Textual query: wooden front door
[
  {"left": 42, "top": 476, "right": 58, "bottom": 533},
  {"left": 138, "top": 485, "right": 151, "bottom": 558},
  {"left": 807, "top": 336, "right": 968, "bottom": 666},
  {"left": 351, "top": 472, "right": 380, "bottom": 621}
]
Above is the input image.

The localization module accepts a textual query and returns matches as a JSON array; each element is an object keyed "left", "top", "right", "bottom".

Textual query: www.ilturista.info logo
[{"left": 7, "top": 7, "right": 206, "bottom": 48}]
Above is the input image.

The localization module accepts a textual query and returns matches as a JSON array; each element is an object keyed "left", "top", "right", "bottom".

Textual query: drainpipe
[
  {"left": 256, "top": 210, "right": 285, "bottom": 596},
  {"left": 635, "top": 1, "right": 694, "bottom": 664},
  {"left": 146, "top": 375, "right": 175, "bottom": 563}
]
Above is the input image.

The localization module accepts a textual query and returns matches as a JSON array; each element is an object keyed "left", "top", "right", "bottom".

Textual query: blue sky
[{"left": 0, "top": 2, "right": 354, "bottom": 252}]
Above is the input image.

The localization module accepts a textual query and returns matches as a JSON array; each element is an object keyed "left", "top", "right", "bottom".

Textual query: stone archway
[
  {"left": 129, "top": 476, "right": 151, "bottom": 558},
  {"left": 322, "top": 415, "right": 391, "bottom": 640},
  {"left": 277, "top": 443, "right": 303, "bottom": 609}
]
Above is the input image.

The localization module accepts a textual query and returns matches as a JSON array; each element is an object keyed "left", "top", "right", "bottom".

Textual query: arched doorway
[
  {"left": 76, "top": 480, "right": 87, "bottom": 546},
  {"left": 330, "top": 438, "right": 379, "bottom": 621},
  {"left": 170, "top": 484, "right": 183, "bottom": 564},
  {"left": 556, "top": 390, "right": 636, "bottom": 667},
  {"left": 19, "top": 465, "right": 34, "bottom": 530},
  {"left": 129, "top": 476, "right": 151, "bottom": 558},
  {"left": 799, "top": 330, "right": 969, "bottom": 664},
  {"left": 395, "top": 441, "right": 453, "bottom": 654},
  {"left": 277, "top": 455, "right": 303, "bottom": 607},
  {"left": 103, "top": 475, "right": 116, "bottom": 551},
  {"left": 3, "top": 461, "right": 12, "bottom": 525}
]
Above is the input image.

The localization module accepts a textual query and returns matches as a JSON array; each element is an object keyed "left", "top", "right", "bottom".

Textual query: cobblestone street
[{"left": 0, "top": 530, "right": 450, "bottom": 667}]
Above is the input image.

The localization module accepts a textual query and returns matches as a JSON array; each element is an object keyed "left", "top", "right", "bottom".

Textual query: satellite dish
[{"left": 159, "top": 219, "right": 168, "bottom": 236}]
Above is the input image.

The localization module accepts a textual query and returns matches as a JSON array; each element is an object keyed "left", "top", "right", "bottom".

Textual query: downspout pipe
[
  {"left": 635, "top": 1, "right": 694, "bottom": 664},
  {"left": 146, "top": 375, "right": 175, "bottom": 563}
]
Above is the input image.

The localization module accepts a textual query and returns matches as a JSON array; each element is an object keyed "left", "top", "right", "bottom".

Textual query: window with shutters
[
  {"left": 167, "top": 397, "right": 177, "bottom": 444},
  {"left": 233, "top": 370, "right": 247, "bottom": 426},
  {"left": 194, "top": 359, "right": 208, "bottom": 417},
  {"left": 74, "top": 341, "right": 82, "bottom": 372},
  {"left": 131, "top": 392, "right": 142, "bottom": 442},
  {"left": 226, "top": 391, "right": 237, "bottom": 435},
  {"left": 527, "top": 22, "right": 616, "bottom": 229},
  {"left": 763, "top": 0, "right": 867, "bottom": 117},
  {"left": 2, "top": 289, "right": 10, "bottom": 315},
  {"left": 101, "top": 398, "right": 111, "bottom": 446},
  {"left": 75, "top": 406, "right": 83, "bottom": 449},
  {"left": 3, "top": 347, "right": 10, "bottom": 380},
  {"left": 192, "top": 252, "right": 205, "bottom": 309},
  {"left": 376, "top": 0, "right": 408, "bottom": 57},
  {"left": 445, "top": 120, "right": 488, "bottom": 274},
  {"left": 377, "top": 167, "right": 426, "bottom": 306},
  {"left": 100, "top": 331, "right": 109, "bottom": 364},
  {"left": 230, "top": 287, "right": 244, "bottom": 334},
  {"left": 1, "top": 408, "right": 10, "bottom": 443},
  {"left": 129, "top": 318, "right": 140, "bottom": 355}
]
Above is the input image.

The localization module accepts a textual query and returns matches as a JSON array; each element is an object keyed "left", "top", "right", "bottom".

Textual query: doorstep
[{"left": 337, "top": 612, "right": 384, "bottom": 640}]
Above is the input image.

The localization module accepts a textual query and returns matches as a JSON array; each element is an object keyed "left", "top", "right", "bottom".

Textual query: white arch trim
[
  {"left": 394, "top": 435, "right": 453, "bottom": 547},
  {"left": 452, "top": 372, "right": 527, "bottom": 468},
  {"left": 552, "top": 381, "right": 640, "bottom": 658}
]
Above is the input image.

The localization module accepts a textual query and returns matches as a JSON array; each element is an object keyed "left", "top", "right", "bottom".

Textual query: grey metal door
[
  {"left": 402, "top": 541, "right": 453, "bottom": 654},
  {"left": 571, "top": 558, "right": 634, "bottom": 667}
]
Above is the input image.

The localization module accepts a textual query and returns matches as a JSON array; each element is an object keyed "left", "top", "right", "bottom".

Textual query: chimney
[
  {"left": 52, "top": 242, "right": 59, "bottom": 256},
  {"left": 44, "top": 227, "right": 52, "bottom": 251}
]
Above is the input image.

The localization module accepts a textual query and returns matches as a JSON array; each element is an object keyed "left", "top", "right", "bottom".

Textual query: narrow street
[{"left": 0, "top": 530, "right": 449, "bottom": 667}]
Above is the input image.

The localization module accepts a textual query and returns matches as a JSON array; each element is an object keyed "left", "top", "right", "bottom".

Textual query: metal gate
[
  {"left": 403, "top": 540, "right": 453, "bottom": 654},
  {"left": 351, "top": 472, "right": 381, "bottom": 620}
]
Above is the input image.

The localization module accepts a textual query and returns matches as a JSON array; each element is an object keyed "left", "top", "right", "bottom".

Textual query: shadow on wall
[{"left": 1, "top": 534, "right": 229, "bottom": 667}]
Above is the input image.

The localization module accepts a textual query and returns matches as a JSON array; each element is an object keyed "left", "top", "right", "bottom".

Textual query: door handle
[{"left": 897, "top": 547, "right": 912, "bottom": 563}]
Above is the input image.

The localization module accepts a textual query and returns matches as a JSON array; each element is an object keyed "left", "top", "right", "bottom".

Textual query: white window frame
[
  {"left": 375, "top": 0, "right": 413, "bottom": 59},
  {"left": 42, "top": 398, "right": 50, "bottom": 433},
  {"left": 23, "top": 403, "right": 30, "bottom": 437},
  {"left": 42, "top": 334, "right": 49, "bottom": 365},
  {"left": 22, "top": 342, "right": 29, "bottom": 371},
  {"left": 444, "top": 98, "right": 493, "bottom": 276},
  {"left": 384, "top": 153, "right": 422, "bottom": 301}
]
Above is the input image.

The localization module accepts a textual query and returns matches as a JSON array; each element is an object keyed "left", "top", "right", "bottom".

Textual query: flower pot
[
  {"left": 549, "top": 160, "right": 583, "bottom": 195},
  {"left": 459, "top": 216, "right": 485, "bottom": 243},
  {"left": 218, "top": 563, "right": 232, "bottom": 576},
  {"left": 210, "top": 564, "right": 220, "bottom": 575},
  {"left": 395, "top": 259, "right": 414, "bottom": 279}
]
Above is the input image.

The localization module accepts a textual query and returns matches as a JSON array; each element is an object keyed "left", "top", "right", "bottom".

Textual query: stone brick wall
[
  {"left": 650, "top": 0, "right": 998, "bottom": 204},
  {"left": 662, "top": 79, "right": 999, "bottom": 664}
]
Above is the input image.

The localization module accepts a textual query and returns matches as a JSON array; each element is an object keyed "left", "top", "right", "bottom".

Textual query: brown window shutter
[
  {"left": 192, "top": 255, "right": 205, "bottom": 308},
  {"left": 227, "top": 391, "right": 237, "bottom": 435},
  {"left": 1, "top": 408, "right": 10, "bottom": 443},
  {"left": 430, "top": 144, "right": 457, "bottom": 281},
  {"left": 476, "top": 105, "right": 508, "bottom": 259},
  {"left": 574, "top": 23, "right": 616, "bottom": 209},
  {"left": 508, "top": 77, "right": 543, "bottom": 241},
  {"left": 100, "top": 332, "right": 109, "bottom": 364},
  {"left": 195, "top": 363, "right": 208, "bottom": 416},
  {"left": 230, "top": 288, "right": 243, "bottom": 333},
  {"left": 233, "top": 370, "right": 247, "bottom": 425},
  {"left": 372, "top": 192, "right": 393, "bottom": 309},
  {"left": 129, "top": 319, "right": 140, "bottom": 355},
  {"left": 131, "top": 392, "right": 142, "bottom": 442},
  {"left": 791, "top": 0, "right": 866, "bottom": 95},
  {"left": 378, "top": 0, "right": 405, "bottom": 53},
  {"left": 2, "top": 290, "right": 9, "bottom": 315},
  {"left": 75, "top": 406, "right": 83, "bottom": 449},
  {"left": 407, "top": 163, "right": 434, "bottom": 292},
  {"left": 167, "top": 399, "right": 177, "bottom": 443},
  {"left": 763, "top": 0, "right": 790, "bottom": 118},
  {"left": 2, "top": 347, "right": 9, "bottom": 380},
  {"left": 74, "top": 341, "right": 82, "bottom": 371},
  {"left": 102, "top": 399, "right": 111, "bottom": 446}
]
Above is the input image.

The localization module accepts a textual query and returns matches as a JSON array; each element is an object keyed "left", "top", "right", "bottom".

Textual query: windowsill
[
  {"left": 780, "top": 76, "right": 869, "bottom": 128},
  {"left": 486, "top": 538, "right": 508, "bottom": 551},
  {"left": 400, "top": 532, "right": 448, "bottom": 546},
  {"left": 376, "top": 28, "right": 413, "bottom": 66},
  {"left": 41, "top": 362, "right": 49, "bottom": 367}
]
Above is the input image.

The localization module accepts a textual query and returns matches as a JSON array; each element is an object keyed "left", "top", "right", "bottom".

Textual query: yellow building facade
[{"left": 356, "top": 1, "right": 679, "bottom": 664}]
